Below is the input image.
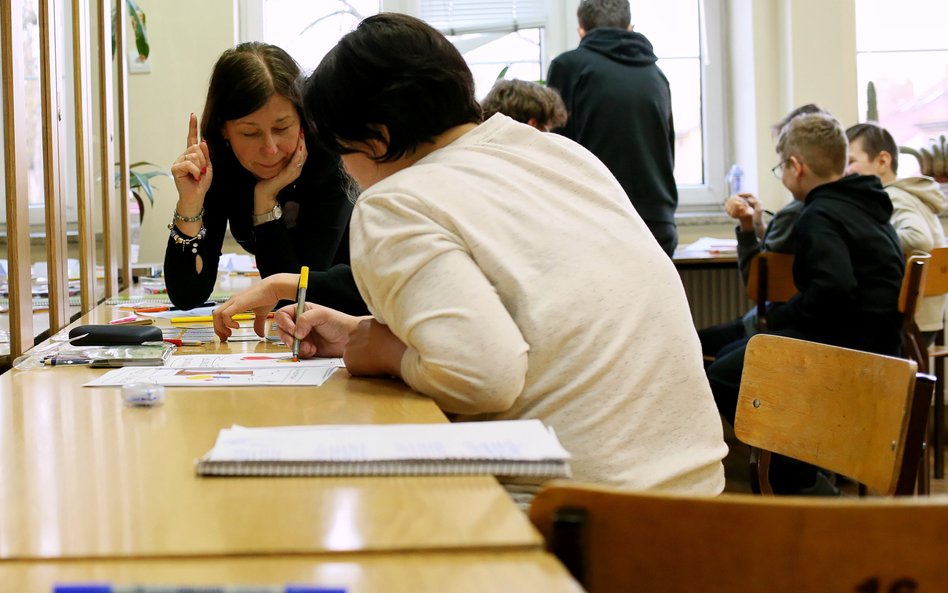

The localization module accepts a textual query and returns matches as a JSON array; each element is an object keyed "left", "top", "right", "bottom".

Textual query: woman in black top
[{"left": 165, "top": 42, "right": 366, "bottom": 314}]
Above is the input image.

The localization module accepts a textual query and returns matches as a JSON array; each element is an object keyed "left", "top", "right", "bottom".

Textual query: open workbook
[{"left": 195, "top": 419, "right": 572, "bottom": 479}]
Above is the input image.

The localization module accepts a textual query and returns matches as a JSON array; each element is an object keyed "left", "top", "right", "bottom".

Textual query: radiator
[{"left": 677, "top": 267, "right": 752, "bottom": 330}]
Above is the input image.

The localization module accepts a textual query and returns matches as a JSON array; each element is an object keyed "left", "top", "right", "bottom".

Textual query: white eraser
[{"left": 121, "top": 382, "right": 165, "bottom": 406}]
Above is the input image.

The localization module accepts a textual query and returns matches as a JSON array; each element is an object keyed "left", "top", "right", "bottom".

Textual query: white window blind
[{"left": 419, "top": 0, "right": 546, "bottom": 35}]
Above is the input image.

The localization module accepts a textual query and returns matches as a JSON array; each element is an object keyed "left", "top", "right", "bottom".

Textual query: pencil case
[{"left": 68, "top": 324, "right": 163, "bottom": 346}]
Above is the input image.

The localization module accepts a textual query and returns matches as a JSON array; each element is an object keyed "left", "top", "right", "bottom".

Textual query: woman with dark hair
[
  {"left": 214, "top": 15, "right": 726, "bottom": 496},
  {"left": 166, "top": 42, "right": 365, "bottom": 315}
]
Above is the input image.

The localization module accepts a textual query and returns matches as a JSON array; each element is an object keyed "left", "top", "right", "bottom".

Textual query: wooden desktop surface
[
  {"left": 672, "top": 250, "right": 737, "bottom": 268},
  {"left": 1, "top": 551, "right": 582, "bottom": 593},
  {"left": 0, "top": 302, "right": 542, "bottom": 560}
]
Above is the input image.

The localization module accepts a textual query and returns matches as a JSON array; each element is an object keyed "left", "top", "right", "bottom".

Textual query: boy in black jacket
[{"left": 706, "top": 112, "right": 904, "bottom": 495}]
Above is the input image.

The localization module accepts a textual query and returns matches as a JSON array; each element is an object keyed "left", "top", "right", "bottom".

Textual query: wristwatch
[{"left": 252, "top": 203, "right": 283, "bottom": 226}]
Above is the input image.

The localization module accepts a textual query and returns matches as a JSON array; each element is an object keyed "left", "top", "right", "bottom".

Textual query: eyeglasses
[{"left": 771, "top": 159, "right": 789, "bottom": 180}]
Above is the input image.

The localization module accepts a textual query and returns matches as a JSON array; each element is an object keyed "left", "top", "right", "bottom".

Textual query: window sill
[{"left": 675, "top": 209, "right": 732, "bottom": 226}]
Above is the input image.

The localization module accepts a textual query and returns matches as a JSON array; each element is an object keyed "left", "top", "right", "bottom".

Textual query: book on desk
[{"left": 196, "top": 418, "right": 572, "bottom": 479}]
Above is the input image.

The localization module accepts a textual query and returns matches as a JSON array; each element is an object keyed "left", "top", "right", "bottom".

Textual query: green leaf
[
  {"left": 129, "top": 170, "right": 155, "bottom": 205},
  {"left": 496, "top": 66, "right": 509, "bottom": 80},
  {"left": 113, "top": 0, "right": 150, "bottom": 61},
  {"left": 128, "top": 2, "right": 149, "bottom": 60}
]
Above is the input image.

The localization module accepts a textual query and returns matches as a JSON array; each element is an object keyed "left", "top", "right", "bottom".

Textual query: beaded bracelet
[
  {"left": 168, "top": 221, "right": 207, "bottom": 254},
  {"left": 173, "top": 207, "right": 205, "bottom": 223}
]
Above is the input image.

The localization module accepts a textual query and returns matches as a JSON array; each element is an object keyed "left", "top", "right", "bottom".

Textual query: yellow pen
[
  {"left": 169, "top": 312, "right": 270, "bottom": 324},
  {"left": 293, "top": 266, "right": 309, "bottom": 360}
]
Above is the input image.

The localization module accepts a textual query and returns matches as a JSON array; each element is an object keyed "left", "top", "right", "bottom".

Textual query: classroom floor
[{"left": 721, "top": 422, "right": 948, "bottom": 496}]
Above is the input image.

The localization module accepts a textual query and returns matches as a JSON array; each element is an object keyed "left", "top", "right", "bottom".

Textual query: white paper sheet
[
  {"left": 84, "top": 365, "right": 339, "bottom": 387},
  {"left": 165, "top": 353, "right": 344, "bottom": 369}
]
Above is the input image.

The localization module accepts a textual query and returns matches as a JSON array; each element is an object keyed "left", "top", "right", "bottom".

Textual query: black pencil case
[{"left": 68, "top": 324, "right": 163, "bottom": 346}]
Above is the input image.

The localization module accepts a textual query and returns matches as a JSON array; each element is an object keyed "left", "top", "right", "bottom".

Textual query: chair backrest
[
  {"left": 529, "top": 482, "right": 948, "bottom": 593},
  {"left": 745, "top": 252, "right": 796, "bottom": 331},
  {"left": 899, "top": 253, "right": 931, "bottom": 370},
  {"left": 921, "top": 247, "right": 948, "bottom": 298},
  {"left": 735, "top": 334, "right": 932, "bottom": 495}
]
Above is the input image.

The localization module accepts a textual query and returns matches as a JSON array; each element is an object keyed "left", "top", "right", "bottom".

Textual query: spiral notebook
[{"left": 195, "top": 419, "right": 571, "bottom": 479}]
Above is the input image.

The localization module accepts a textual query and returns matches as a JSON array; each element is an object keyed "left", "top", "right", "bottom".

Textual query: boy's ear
[
  {"left": 788, "top": 155, "right": 805, "bottom": 177},
  {"left": 878, "top": 150, "right": 893, "bottom": 172}
]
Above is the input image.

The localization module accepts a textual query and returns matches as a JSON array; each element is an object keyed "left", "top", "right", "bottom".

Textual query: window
[
  {"left": 241, "top": 0, "right": 724, "bottom": 206},
  {"left": 543, "top": 0, "right": 724, "bottom": 205},
  {"left": 240, "top": 0, "right": 382, "bottom": 72},
  {"left": 856, "top": 0, "right": 948, "bottom": 177},
  {"left": 627, "top": 0, "right": 705, "bottom": 188},
  {"left": 420, "top": 0, "right": 546, "bottom": 98}
]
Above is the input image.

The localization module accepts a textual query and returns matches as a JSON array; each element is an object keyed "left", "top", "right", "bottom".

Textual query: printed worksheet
[
  {"left": 165, "top": 353, "right": 345, "bottom": 369},
  {"left": 84, "top": 365, "right": 339, "bottom": 387}
]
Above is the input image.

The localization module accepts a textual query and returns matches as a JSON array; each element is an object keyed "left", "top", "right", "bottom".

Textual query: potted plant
[{"left": 116, "top": 162, "right": 172, "bottom": 224}]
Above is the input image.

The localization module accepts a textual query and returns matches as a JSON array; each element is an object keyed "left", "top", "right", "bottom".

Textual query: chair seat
[{"left": 929, "top": 344, "right": 948, "bottom": 358}]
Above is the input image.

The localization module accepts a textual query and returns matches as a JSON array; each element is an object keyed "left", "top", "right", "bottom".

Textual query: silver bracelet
[
  {"left": 173, "top": 207, "right": 205, "bottom": 223},
  {"left": 168, "top": 222, "right": 207, "bottom": 254}
]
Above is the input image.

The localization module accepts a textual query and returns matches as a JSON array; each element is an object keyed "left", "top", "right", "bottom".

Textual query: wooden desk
[
  {"left": 672, "top": 250, "right": 737, "bottom": 269},
  {"left": 0, "top": 303, "right": 542, "bottom": 560},
  {"left": 1, "top": 551, "right": 582, "bottom": 593}
]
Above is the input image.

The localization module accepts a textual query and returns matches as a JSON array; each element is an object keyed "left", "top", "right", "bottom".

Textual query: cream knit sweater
[{"left": 350, "top": 114, "right": 727, "bottom": 494}]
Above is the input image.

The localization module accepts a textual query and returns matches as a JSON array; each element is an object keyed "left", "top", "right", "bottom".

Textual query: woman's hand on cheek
[{"left": 254, "top": 129, "right": 307, "bottom": 204}]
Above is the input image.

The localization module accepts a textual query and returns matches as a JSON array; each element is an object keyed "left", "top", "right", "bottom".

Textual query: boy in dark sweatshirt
[{"left": 706, "top": 112, "right": 905, "bottom": 495}]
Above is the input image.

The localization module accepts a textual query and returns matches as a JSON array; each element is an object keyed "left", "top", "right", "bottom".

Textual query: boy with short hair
[
  {"left": 845, "top": 122, "right": 947, "bottom": 341},
  {"left": 706, "top": 112, "right": 904, "bottom": 495},
  {"left": 480, "top": 79, "right": 568, "bottom": 132},
  {"left": 698, "top": 104, "right": 826, "bottom": 357}
]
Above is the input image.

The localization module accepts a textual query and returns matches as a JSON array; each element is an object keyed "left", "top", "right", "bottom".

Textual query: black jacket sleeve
[
  {"left": 308, "top": 265, "right": 369, "bottom": 316},
  {"left": 164, "top": 187, "right": 228, "bottom": 310}
]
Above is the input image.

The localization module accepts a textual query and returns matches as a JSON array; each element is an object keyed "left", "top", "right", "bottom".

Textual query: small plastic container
[{"left": 121, "top": 382, "right": 165, "bottom": 406}]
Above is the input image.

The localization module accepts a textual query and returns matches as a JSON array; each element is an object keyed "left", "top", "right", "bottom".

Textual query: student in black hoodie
[
  {"left": 547, "top": 0, "right": 678, "bottom": 256},
  {"left": 706, "top": 112, "right": 904, "bottom": 496}
]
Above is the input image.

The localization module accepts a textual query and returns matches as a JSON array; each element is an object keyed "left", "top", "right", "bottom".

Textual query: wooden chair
[
  {"left": 898, "top": 253, "right": 933, "bottom": 490},
  {"left": 926, "top": 250, "right": 948, "bottom": 479},
  {"left": 903, "top": 247, "right": 948, "bottom": 479},
  {"left": 734, "top": 334, "right": 933, "bottom": 495},
  {"left": 529, "top": 482, "right": 948, "bottom": 593},
  {"left": 745, "top": 251, "right": 797, "bottom": 332},
  {"left": 899, "top": 253, "right": 931, "bottom": 372}
]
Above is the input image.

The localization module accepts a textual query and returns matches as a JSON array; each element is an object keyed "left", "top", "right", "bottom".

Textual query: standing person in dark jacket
[
  {"left": 547, "top": 0, "right": 678, "bottom": 256},
  {"left": 706, "top": 112, "right": 904, "bottom": 496},
  {"left": 166, "top": 42, "right": 368, "bottom": 315}
]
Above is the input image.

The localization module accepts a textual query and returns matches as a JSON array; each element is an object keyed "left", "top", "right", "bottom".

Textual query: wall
[{"left": 127, "top": 0, "right": 237, "bottom": 263}]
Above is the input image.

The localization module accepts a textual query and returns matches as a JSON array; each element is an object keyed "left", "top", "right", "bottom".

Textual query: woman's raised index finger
[{"left": 187, "top": 113, "right": 198, "bottom": 148}]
